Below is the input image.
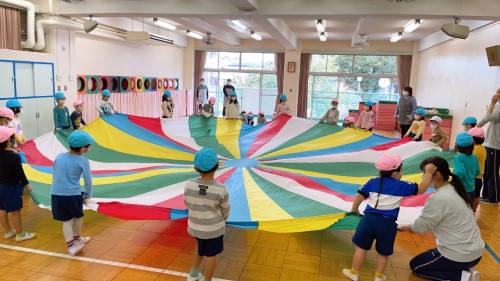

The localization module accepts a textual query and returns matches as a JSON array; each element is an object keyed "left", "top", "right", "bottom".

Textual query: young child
[
  {"left": 257, "top": 111, "right": 266, "bottom": 125},
  {"left": 0, "top": 126, "right": 36, "bottom": 242},
  {"left": 52, "top": 92, "right": 71, "bottom": 132},
  {"left": 343, "top": 154, "right": 436, "bottom": 281},
  {"left": 71, "top": 100, "right": 86, "bottom": 130},
  {"left": 428, "top": 116, "right": 448, "bottom": 148},
  {"left": 462, "top": 116, "right": 477, "bottom": 132},
  {"left": 51, "top": 130, "right": 94, "bottom": 256},
  {"left": 201, "top": 97, "right": 216, "bottom": 118},
  {"left": 468, "top": 127, "right": 486, "bottom": 212},
  {"left": 356, "top": 101, "right": 375, "bottom": 131},
  {"left": 453, "top": 132, "right": 480, "bottom": 203},
  {"left": 342, "top": 116, "right": 356, "bottom": 128},
  {"left": 271, "top": 112, "right": 277, "bottom": 121},
  {"left": 0, "top": 107, "right": 15, "bottom": 126},
  {"left": 95, "top": 90, "right": 118, "bottom": 116},
  {"left": 320, "top": 98, "right": 340, "bottom": 125},
  {"left": 161, "top": 90, "right": 175, "bottom": 118},
  {"left": 240, "top": 111, "right": 247, "bottom": 122},
  {"left": 225, "top": 91, "right": 239, "bottom": 119},
  {"left": 246, "top": 111, "right": 255, "bottom": 126},
  {"left": 184, "top": 148, "right": 230, "bottom": 281},
  {"left": 404, "top": 108, "right": 426, "bottom": 141},
  {"left": 6, "top": 99, "right": 25, "bottom": 147},
  {"left": 276, "top": 94, "right": 291, "bottom": 117}
]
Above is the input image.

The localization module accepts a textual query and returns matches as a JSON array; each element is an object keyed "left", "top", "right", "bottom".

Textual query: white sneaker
[
  {"left": 15, "top": 232, "right": 36, "bottom": 241},
  {"left": 342, "top": 268, "right": 359, "bottom": 281},
  {"left": 74, "top": 236, "right": 91, "bottom": 245},
  {"left": 187, "top": 273, "right": 204, "bottom": 281},
  {"left": 374, "top": 274, "right": 387, "bottom": 281},
  {"left": 68, "top": 243, "right": 85, "bottom": 256},
  {"left": 469, "top": 268, "right": 480, "bottom": 281},
  {"left": 4, "top": 230, "right": 16, "bottom": 239},
  {"left": 461, "top": 270, "right": 471, "bottom": 281}
]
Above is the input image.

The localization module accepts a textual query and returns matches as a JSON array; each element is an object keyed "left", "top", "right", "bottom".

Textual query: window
[{"left": 308, "top": 54, "right": 398, "bottom": 119}]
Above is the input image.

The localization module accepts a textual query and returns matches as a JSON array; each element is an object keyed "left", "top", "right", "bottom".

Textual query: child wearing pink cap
[
  {"left": 343, "top": 154, "right": 436, "bottom": 281},
  {"left": 469, "top": 127, "right": 486, "bottom": 212},
  {"left": 200, "top": 97, "right": 216, "bottom": 118},
  {"left": 0, "top": 107, "right": 15, "bottom": 126},
  {"left": 257, "top": 112, "right": 266, "bottom": 125},
  {"left": 342, "top": 116, "right": 356, "bottom": 128},
  {"left": 71, "top": 100, "right": 86, "bottom": 130}
]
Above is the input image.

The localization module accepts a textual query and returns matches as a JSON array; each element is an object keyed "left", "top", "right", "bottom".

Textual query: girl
[
  {"left": 53, "top": 92, "right": 71, "bottom": 132},
  {"left": 257, "top": 111, "right": 266, "bottom": 125},
  {"left": 200, "top": 97, "right": 216, "bottom": 118},
  {"left": 161, "top": 90, "right": 175, "bottom": 118},
  {"left": 96, "top": 90, "right": 118, "bottom": 116},
  {"left": 0, "top": 126, "right": 35, "bottom": 242},
  {"left": 246, "top": 111, "right": 255, "bottom": 126},
  {"left": 0, "top": 107, "right": 15, "bottom": 126},
  {"left": 453, "top": 132, "right": 480, "bottom": 203},
  {"left": 276, "top": 94, "right": 291, "bottom": 117},
  {"left": 428, "top": 116, "right": 448, "bottom": 148},
  {"left": 343, "top": 154, "right": 436, "bottom": 281},
  {"left": 225, "top": 91, "right": 239, "bottom": 119},
  {"left": 6, "top": 99, "right": 25, "bottom": 146},
  {"left": 71, "top": 100, "right": 86, "bottom": 130},
  {"left": 468, "top": 127, "right": 486, "bottom": 212},
  {"left": 342, "top": 116, "right": 356, "bottom": 128},
  {"left": 356, "top": 101, "right": 375, "bottom": 131},
  {"left": 319, "top": 98, "right": 339, "bottom": 125},
  {"left": 462, "top": 116, "right": 477, "bottom": 132},
  {"left": 404, "top": 108, "right": 426, "bottom": 141}
]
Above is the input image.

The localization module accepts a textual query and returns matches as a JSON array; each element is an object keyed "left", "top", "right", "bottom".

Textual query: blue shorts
[
  {"left": 0, "top": 183, "right": 23, "bottom": 212},
  {"left": 409, "top": 133, "right": 422, "bottom": 141},
  {"left": 352, "top": 213, "right": 397, "bottom": 256},
  {"left": 474, "top": 178, "right": 482, "bottom": 198},
  {"left": 196, "top": 235, "right": 224, "bottom": 257},
  {"left": 51, "top": 195, "right": 84, "bottom": 221}
]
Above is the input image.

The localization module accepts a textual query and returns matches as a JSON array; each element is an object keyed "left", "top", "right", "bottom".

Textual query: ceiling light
[
  {"left": 316, "top": 19, "right": 326, "bottom": 33},
  {"left": 186, "top": 30, "right": 203, "bottom": 39},
  {"left": 403, "top": 19, "right": 422, "bottom": 33},
  {"left": 250, "top": 31, "right": 262, "bottom": 41},
  {"left": 319, "top": 32, "right": 327, "bottom": 42},
  {"left": 153, "top": 18, "right": 176, "bottom": 30},
  {"left": 84, "top": 15, "right": 98, "bottom": 33},
  {"left": 390, "top": 32, "right": 403, "bottom": 42},
  {"left": 228, "top": 19, "right": 248, "bottom": 32}
]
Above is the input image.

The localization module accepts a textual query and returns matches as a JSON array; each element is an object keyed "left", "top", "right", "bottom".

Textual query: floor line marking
[
  {"left": 0, "top": 243, "right": 232, "bottom": 280},
  {"left": 485, "top": 243, "right": 500, "bottom": 264}
]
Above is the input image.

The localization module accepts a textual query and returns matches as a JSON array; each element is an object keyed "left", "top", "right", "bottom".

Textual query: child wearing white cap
[
  {"left": 428, "top": 116, "right": 448, "bottom": 148},
  {"left": 343, "top": 154, "right": 436, "bottom": 281},
  {"left": 71, "top": 100, "right": 86, "bottom": 130}
]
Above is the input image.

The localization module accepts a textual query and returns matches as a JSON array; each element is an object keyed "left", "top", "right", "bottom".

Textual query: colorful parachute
[{"left": 24, "top": 114, "right": 454, "bottom": 233}]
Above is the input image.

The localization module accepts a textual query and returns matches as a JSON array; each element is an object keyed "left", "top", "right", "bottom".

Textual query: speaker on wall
[{"left": 486, "top": 45, "right": 500, "bottom": 66}]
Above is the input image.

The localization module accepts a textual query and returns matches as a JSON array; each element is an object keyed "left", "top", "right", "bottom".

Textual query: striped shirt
[
  {"left": 358, "top": 177, "right": 418, "bottom": 218},
  {"left": 184, "top": 178, "right": 230, "bottom": 239}
]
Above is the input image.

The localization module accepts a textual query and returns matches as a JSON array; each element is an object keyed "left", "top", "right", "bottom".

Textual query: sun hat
[
  {"left": 462, "top": 116, "right": 477, "bottom": 125},
  {"left": 415, "top": 108, "right": 426, "bottom": 115},
  {"left": 194, "top": 148, "right": 218, "bottom": 172},
  {"left": 375, "top": 154, "right": 402, "bottom": 171},
  {"left": 280, "top": 94, "right": 287, "bottom": 101},
  {"left": 0, "top": 126, "right": 15, "bottom": 143},
  {"left": 364, "top": 101, "right": 374, "bottom": 107},
  {"left": 348, "top": 117, "right": 356, "bottom": 123},
  {"left": 73, "top": 100, "right": 83, "bottom": 107},
  {"left": 0, "top": 107, "right": 15, "bottom": 120},
  {"left": 230, "top": 91, "right": 237, "bottom": 96},
  {"left": 430, "top": 116, "right": 442, "bottom": 124},
  {"left": 68, "top": 131, "right": 95, "bottom": 147},
  {"left": 6, "top": 99, "right": 22, "bottom": 108},
  {"left": 54, "top": 92, "right": 65, "bottom": 99},
  {"left": 455, "top": 132, "right": 473, "bottom": 147},
  {"left": 163, "top": 90, "right": 172, "bottom": 97},
  {"left": 102, "top": 90, "right": 111, "bottom": 97},
  {"left": 468, "top": 127, "right": 484, "bottom": 139},
  {"left": 209, "top": 97, "right": 216, "bottom": 104}
]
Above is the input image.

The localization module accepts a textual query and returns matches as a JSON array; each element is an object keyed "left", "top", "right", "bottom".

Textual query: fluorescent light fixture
[
  {"left": 153, "top": 18, "right": 176, "bottom": 30},
  {"left": 316, "top": 19, "right": 326, "bottom": 33},
  {"left": 319, "top": 32, "right": 327, "bottom": 41},
  {"left": 390, "top": 32, "right": 403, "bottom": 42},
  {"left": 403, "top": 19, "right": 422, "bottom": 33},
  {"left": 250, "top": 31, "right": 262, "bottom": 41},
  {"left": 186, "top": 30, "right": 203, "bottom": 39},
  {"left": 228, "top": 19, "right": 248, "bottom": 32}
]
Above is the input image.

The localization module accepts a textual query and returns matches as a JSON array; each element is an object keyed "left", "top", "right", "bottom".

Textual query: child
[
  {"left": 225, "top": 91, "right": 239, "bottom": 119},
  {"left": 356, "top": 101, "right": 375, "bottom": 131},
  {"left": 404, "top": 108, "right": 426, "bottom": 141},
  {"left": 53, "top": 92, "right": 71, "bottom": 132},
  {"left": 257, "top": 111, "right": 266, "bottom": 125},
  {"left": 246, "top": 111, "right": 255, "bottom": 125},
  {"left": 276, "top": 94, "right": 291, "bottom": 117},
  {"left": 184, "top": 148, "right": 230, "bottom": 281},
  {"left": 453, "top": 132, "right": 480, "bottom": 203},
  {"left": 428, "top": 116, "right": 448, "bottom": 148},
  {"left": 271, "top": 112, "right": 277, "bottom": 121},
  {"left": 201, "top": 97, "right": 216, "bottom": 118},
  {"left": 51, "top": 130, "right": 94, "bottom": 256},
  {"left": 320, "top": 98, "right": 340, "bottom": 125},
  {"left": 161, "top": 90, "right": 175, "bottom": 118},
  {"left": 462, "top": 116, "right": 477, "bottom": 132},
  {"left": 6, "top": 99, "right": 25, "bottom": 146},
  {"left": 468, "top": 127, "right": 486, "bottom": 212},
  {"left": 240, "top": 111, "right": 247, "bottom": 122},
  {"left": 71, "top": 100, "right": 86, "bottom": 130},
  {"left": 222, "top": 79, "right": 235, "bottom": 117},
  {"left": 342, "top": 116, "right": 356, "bottom": 128},
  {"left": 343, "top": 154, "right": 436, "bottom": 281},
  {"left": 0, "top": 126, "right": 36, "bottom": 242},
  {"left": 0, "top": 107, "right": 15, "bottom": 126},
  {"left": 95, "top": 90, "right": 118, "bottom": 116}
]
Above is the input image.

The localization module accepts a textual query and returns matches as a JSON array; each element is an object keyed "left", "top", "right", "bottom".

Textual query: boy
[
  {"left": 71, "top": 100, "right": 86, "bottom": 130},
  {"left": 428, "top": 116, "right": 448, "bottom": 148},
  {"left": 95, "top": 90, "right": 118, "bottom": 116},
  {"left": 462, "top": 116, "right": 477, "bottom": 132},
  {"left": 320, "top": 98, "right": 340, "bottom": 125},
  {"left": 200, "top": 97, "right": 216, "bottom": 118},
  {"left": 51, "top": 130, "right": 94, "bottom": 256},
  {"left": 184, "top": 148, "right": 230, "bottom": 281},
  {"left": 53, "top": 92, "right": 72, "bottom": 132}
]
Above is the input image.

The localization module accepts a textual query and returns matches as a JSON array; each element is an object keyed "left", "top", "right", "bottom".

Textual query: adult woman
[
  {"left": 477, "top": 88, "right": 500, "bottom": 204},
  {"left": 398, "top": 156, "right": 484, "bottom": 281},
  {"left": 395, "top": 86, "right": 417, "bottom": 138}
]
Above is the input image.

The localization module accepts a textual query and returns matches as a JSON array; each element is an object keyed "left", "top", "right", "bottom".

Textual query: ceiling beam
[
  {"left": 173, "top": 18, "right": 241, "bottom": 46},
  {"left": 254, "top": 17, "right": 297, "bottom": 49},
  {"left": 227, "top": 0, "right": 259, "bottom": 12}
]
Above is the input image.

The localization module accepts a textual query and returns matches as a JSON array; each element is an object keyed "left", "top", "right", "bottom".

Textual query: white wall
[{"left": 415, "top": 22, "right": 500, "bottom": 146}]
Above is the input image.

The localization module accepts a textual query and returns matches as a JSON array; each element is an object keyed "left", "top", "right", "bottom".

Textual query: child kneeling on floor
[
  {"left": 343, "top": 154, "right": 436, "bottom": 281},
  {"left": 184, "top": 148, "right": 230, "bottom": 281}
]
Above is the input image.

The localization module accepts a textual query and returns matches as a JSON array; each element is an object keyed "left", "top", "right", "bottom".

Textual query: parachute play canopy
[{"left": 24, "top": 114, "right": 454, "bottom": 233}]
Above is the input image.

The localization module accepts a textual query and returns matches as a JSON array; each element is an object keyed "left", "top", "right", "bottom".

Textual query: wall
[{"left": 415, "top": 22, "right": 500, "bottom": 146}]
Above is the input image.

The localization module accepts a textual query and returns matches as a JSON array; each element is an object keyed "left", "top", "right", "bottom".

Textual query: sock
[
  {"left": 350, "top": 268, "right": 358, "bottom": 274},
  {"left": 72, "top": 217, "right": 83, "bottom": 237},
  {"left": 375, "top": 272, "right": 384, "bottom": 278},
  {"left": 63, "top": 219, "right": 74, "bottom": 242},
  {"left": 189, "top": 268, "right": 199, "bottom": 277}
]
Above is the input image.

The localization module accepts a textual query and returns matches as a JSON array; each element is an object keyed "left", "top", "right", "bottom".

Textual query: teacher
[
  {"left": 398, "top": 156, "right": 484, "bottom": 281},
  {"left": 395, "top": 86, "right": 417, "bottom": 138}
]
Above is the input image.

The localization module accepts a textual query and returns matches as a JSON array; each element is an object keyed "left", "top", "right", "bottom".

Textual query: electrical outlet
[{"left": 57, "top": 85, "right": 61, "bottom": 91}]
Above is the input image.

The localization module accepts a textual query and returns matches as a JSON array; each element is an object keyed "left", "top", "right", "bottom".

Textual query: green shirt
[
  {"left": 53, "top": 106, "right": 71, "bottom": 129},
  {"left": 453, "top": 153, "right": 480, "bottom": 192}
]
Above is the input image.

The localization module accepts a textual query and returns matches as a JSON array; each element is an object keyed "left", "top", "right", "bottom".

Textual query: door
[
  {"left": 34, "top": 64, "right": 54, "bottom": 97},
  {"left": 18, "top": 99, "right": 39, "bottom": 141},
  {"left": 0, "top": 61, "right": 15, "bottom": 100},
  {"left": 36, "top": 97, "right": 56, "bottom": 137}
]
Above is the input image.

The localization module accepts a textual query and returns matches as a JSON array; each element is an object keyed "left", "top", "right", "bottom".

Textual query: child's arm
[
  {"left": 319, "top": 110, "right": 328, "bottom": 123},
  {"left": 356, "top": 112, "right": 363, "bottom": 127},
  {"left": 95, "top": 102, "right": 104, "bottom": 116},
  {"left": 404, "top": 122, "right": 415, "bottom": 136},
  {"left": 70, "top": 112, "right": 79, "bottom": 129},
  {"left": 435, "top": 129, "right": 448, "bottom": 147},
  {"left": 53, "top": 107, "right": 60, "bottom": 131},
  {"left": 367, "top": 111, "right": 375, "bottom": 129},
  {"left": 221, "top": 189, "right": 230, "bottom": 221},
  {"left": 110, "top": 101, "right": 118, "bottom": 114},
  {"left": 413, "top": 121, "right": 425, "bottom": 139},
  {"left": 416, "top": 163, "right": 437, "bottom": 194},
  {"left": 333, "top": 110, "right": 339, "bottom": 124},
  {"left": 66, "top": 107, "right": 71, "bottom": 127},
  {"left": 350, "top": 193, "right": 366, "bottom": 215},
  {"left": 82, "top": 159, "right": 93, "bottom": 199}
]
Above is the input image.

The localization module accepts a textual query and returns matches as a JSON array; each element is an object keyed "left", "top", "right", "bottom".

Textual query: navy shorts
[
  {"left": 467, "top": 191, "right": 475, "bottom": 201},
  {"left": 51, "top": 194, "right": 84, "bottom": 221},
  {"left": 0, "top": 183, "right": 23, "bottom": 212},
  {"left": 409, "top": 133, "right": 423, "bottom": 141},
  {"left": 196, "top": 235, "right": 224, "bottom": 257},
  {"left": 352, "top": 213, "right": 397, "bottom": 256},
  {"left": 474, "top": 178, "right": 482, "bottom": 198}
]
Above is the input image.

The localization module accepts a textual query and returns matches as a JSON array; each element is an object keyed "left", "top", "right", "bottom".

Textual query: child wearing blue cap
[
  {"left": 276, "top": 93, "right": 291, "bottom": 118},
  {"left": 356, "top": 101, "right": 375, "bottom": 131},
  {"left": 6, "top": 99, "right": 26, "bottom": 147},
  {"left": 404, "top": 108, "right": 426, "bottom": 141},
  {"left": 161, "top": 90, "right": 175, "bottom": 118},
  {"left": 462, "top": 116, "right": 477, "bottom": 132},
  {"left": 95, "top": 90, "right": 117, "bottom": 116},
  {"left": 53, "top": 92, "right": 71, "bottom": 132},
  {"left": 225, "top": 91, "right": 239, "bottom": 119},
  {"left": 184, "top": 148, "right": 230, "bottom": 281},
  {"left": 51, "top": 130, "right": 94, "bottom": 256},
  {"left": 453, "top": 132, "right": 480, "bottom": 202}
]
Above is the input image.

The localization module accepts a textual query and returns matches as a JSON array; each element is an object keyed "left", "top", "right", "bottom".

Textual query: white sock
[
  {"left": 461, "top": 270, "right": 471, "bottom": 281},
  {"left": 72, "top": 217, "right": 83, "bottom": 238},
  {"left": 63, "top": 219, "right": 74, "bottom": 244}
]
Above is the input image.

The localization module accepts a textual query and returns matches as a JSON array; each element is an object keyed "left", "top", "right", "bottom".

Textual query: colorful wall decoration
[{"left": 77, "top": 75, "right": 180, "bottom": 94}]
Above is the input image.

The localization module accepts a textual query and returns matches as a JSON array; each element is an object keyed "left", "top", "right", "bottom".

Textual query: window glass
[
  {"left": 326, "top": 55, "right": 353, "bottom": 73},
  {"left": 205, "top": 52, "right": 218, "bottom": 69},
  {"left": 219, "top": 52, "right": 240, "bottom": 69},
  {"left": 241, "top": 53, "right": 263, "bottom": 70},
  {"left": 263, "top": 53, "right": 275, "bottom": 71}
]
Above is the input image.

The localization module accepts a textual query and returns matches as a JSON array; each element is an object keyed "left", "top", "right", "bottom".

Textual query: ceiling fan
[{"left": 203, "top": 33, "right": 214, "bottom": 46}]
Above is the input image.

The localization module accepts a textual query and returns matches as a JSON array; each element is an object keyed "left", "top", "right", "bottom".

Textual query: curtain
[
  {"left": 193, "top": 50, "right": 207, "bottom": 114},
  {"left": 274, "top": 53, "right": 285, "bottom": 109},
  {"left": 0, "top": 6, "right": 21, "bottom": 50},
  {"left": 297, "top": 53, "right": 311, "bottom": 118},
  {"left": 397, "top": 55, "right": 412, "bottom": 96}
]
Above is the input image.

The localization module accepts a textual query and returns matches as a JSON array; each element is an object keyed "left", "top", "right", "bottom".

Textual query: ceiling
[{"left": 44, "top": 0, "right": 500, "bottom": 49}]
